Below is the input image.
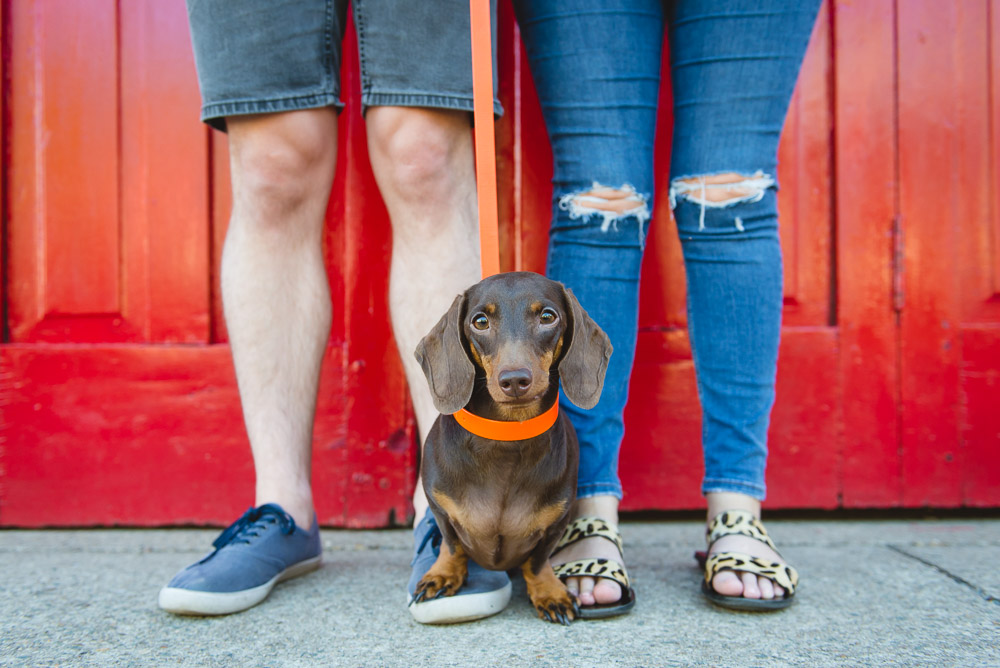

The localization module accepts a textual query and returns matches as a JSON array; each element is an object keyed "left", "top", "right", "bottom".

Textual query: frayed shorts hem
[
  {"left": 201, "top": 93, "right": 344, "bottom": 132},
  {"left": 360, "top": 92, "right": 503, "bottom": 117}
]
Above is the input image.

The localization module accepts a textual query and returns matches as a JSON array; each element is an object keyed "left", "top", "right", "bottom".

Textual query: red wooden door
[
  {"left": 1, "top": 0, "right": 998, "bottom": 527},
  {"left": 895, "top": 1, "right": 1000, "bottom": 507},
  {"left": 828, "top": 0, "right": 1000, "bottom": 509},
  {"left": 1, "top": 1, "right": 414, "bottom": 527}
]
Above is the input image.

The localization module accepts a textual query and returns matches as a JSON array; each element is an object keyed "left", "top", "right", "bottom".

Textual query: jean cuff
[
  {"left": 577, "top": 482, "right": 623, "bottom": 501},
  {"left": 702, "top": 478, "right": 766, "bottom": 501}
]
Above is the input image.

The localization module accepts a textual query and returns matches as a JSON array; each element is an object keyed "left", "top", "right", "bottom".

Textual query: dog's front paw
[
  {"left": 530, "top": 582, "right": 579, "bottom": 625},
  {"left": 413, "top": 570, "right": 466, "bottom": 603},
  {"left": 523, "top": 565, "right": 578, "bottom": 625}
]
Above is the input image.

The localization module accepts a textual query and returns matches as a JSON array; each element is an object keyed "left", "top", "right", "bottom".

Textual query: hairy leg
[
  {"left": 223, "top": 108, "right": 338, "bottom": 529},
  {"left": 365, "top": 107, "right": 481, "bottom": 523}
]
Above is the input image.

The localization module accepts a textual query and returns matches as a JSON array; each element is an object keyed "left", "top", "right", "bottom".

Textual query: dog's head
[{"left": 414, "top": 272, "right": 612, "bottom": 416}]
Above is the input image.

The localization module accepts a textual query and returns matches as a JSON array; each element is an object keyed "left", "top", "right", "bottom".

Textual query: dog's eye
[
  {"left": 539, "top": 308, "right": 558, "bottom": 325},
  {"left": 472, "top": 314, "right": 490, "bottom": 330}
]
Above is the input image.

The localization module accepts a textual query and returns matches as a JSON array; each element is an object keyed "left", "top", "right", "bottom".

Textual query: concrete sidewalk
[{"left": 2, "top": 517, "right": 998, "bottom": 667}]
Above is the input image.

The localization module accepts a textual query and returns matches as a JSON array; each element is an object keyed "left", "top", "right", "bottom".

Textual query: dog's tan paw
[
  {"left": 412, "top": 569, "right": 466, "bottom": 603},
  {"left": 523, "top": 563, "right": 578, "bottom": 625}
]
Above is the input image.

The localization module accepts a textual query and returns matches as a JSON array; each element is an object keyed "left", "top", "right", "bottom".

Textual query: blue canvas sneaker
[
  {"left": 158, "top": 503, "right": 321, "bottom": 616},
  {"left": 407, "top": 511, "right": 512, "bottom": 624}
]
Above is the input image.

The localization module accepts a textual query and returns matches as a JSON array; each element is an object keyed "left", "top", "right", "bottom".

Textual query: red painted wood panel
[
  {"left": 1, "top": 0, "right": 5, "bottom": 345},
  {"left": 8, "top": 0, "right": 210, "bottom": 344},
  {"left": 496, "top": 12, "right": 552, "bottom": 276},
  {"left": 834, "top": 0, "right": 900, "bottom": 507},
  {"left": 0, "top": 340, "right": 412, "bottom": 528},
  {"left": 897, "top": 0, "right": 997, "bottom": 507},
  {"left": 776, "top": 9, "right": 834, "bottom": 330},
  {"left": 2, "top": 0, "right": 999, "bottom": 526},
  {"left": 954, "top": 1, "right": 1000, "bottom": 507},
  {"left": 0, "top": 344, "right": 413, "bottom": 527},
  {"left": 120, "top": 0, "right": 210, "bottom": 343},
  {"left": 8, "top": 1, "right": 122, "bottom": 339},
  {"left": 2, "top": 345, "right": 256, "bottom": 526},
  {"left": 962, "top": 327, "right": 1000, "bottom": 506},
  {"left": 964, "top": 1, "right": 1000, "bottom": 507},
  {"left": 1, "top": 0, "right": 6, "bottom": 506}
]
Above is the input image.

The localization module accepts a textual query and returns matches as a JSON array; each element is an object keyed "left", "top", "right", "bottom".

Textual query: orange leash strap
[
  {"left": 466, "top": 6, "right": 561, "bottom": 439},
  {"left": 469, "top": 0, "right": 500, "bottom": 278}
]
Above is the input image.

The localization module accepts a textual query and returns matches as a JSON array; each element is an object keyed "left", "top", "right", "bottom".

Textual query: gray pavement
[{"left": 2, "top": 517, "right": 998, "bottom": 667}]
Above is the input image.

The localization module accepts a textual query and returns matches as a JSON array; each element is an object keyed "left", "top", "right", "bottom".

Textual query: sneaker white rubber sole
[
  {"left": 158, "top": 555, "right": 322, "bottom": 616},
  {"left": 407, "top": 580, "right": 512, "bottom": 624}
]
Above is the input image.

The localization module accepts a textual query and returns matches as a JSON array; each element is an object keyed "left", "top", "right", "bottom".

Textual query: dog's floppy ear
[
  {"left": 414, "top": 293, "right": 475, "bottom": 415},
  {"left": 558, "top": 287, "right": 612, "bottom": 410}
]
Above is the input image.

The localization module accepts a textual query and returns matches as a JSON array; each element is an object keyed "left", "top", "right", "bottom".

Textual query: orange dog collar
[{"left": 454, "top": 401, "right": 559, "bottom": 442}]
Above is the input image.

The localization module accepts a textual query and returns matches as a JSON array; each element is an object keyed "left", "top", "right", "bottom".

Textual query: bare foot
[
  {"left": 705, "top": 492, "right": 787, "bottom": 600},
  {"left": 549, "top": 496, "right": 624, "bottom": 607}
]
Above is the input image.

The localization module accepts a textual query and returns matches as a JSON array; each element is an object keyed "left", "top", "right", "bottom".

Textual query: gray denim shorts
[{"left": 186, "top": 0, "right": 501, "bottom": 131}]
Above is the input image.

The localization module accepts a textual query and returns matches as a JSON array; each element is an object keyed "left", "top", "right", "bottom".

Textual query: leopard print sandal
[
  {"left": 696, "top": 509, "right": 799, "bottom": 611},
  {"left": 551, "top": 517, "right": 636, "bottom": 619}
]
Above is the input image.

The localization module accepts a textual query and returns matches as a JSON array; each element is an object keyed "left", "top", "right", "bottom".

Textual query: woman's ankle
[
  {"left": 572, "top": 495, "right": 620, "bottom": 527},
  {"left": 705, "top": 492, "right": 761, "bottom": 525}
]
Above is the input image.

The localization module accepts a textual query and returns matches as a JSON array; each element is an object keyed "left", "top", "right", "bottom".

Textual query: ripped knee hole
[
  {"left": 569, "top": 186, "right": 646, "bottom": 213},
  {"left": 669, "top": 172, "right": 775, "bottom": 206},
  {"left": 668, "top": 171, "right": 776, "bottom": 232},
  {"left": 559, "top": 183, "right": 651, "bottom": 234}
]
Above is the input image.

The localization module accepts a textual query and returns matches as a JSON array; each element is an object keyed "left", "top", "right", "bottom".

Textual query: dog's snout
[{"left": 498, "top": 368, "right": 533, "bottom": 398}]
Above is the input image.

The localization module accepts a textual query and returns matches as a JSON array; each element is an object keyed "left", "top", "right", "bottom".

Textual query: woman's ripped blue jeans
[{"left": 513, "top": 0, "right": 821, "bottom": 500}]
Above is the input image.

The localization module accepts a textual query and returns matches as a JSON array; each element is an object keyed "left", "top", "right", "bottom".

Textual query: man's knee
[
  {"left": 366, "top": 107, "right": 472, "bottom": 206},
  {"left": 228, "top": 110, "right": 338, "bottom": 224}
]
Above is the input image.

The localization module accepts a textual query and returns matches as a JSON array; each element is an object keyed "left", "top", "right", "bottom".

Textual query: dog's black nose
[{"left": 498, "top": 368, "right": 533, "bottom": 398}]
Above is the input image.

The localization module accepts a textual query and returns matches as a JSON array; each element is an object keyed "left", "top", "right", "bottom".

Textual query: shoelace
[
  {"left": 412, "top": 514, "right": 442, "bottom": 565},
  {"left": 211, "top": 503, "right": 296, "bottom": 551}
]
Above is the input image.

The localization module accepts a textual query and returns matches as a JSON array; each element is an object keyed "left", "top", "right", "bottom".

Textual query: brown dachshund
[{"left": 412, "top": 271, "right": 612, "bottom": 624}]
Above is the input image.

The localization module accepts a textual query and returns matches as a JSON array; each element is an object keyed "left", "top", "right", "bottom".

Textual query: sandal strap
[
  {"left": 706, "top": 509, "right": 778, "bottom": 553},
  {"left": 704, "top": 551, "right": 798, "bottom": 594},
  {"left": 554, "top": 516, "right": 624, "bottom": 555},
  {"left": 553, "top": 558, "right": 630, "bottom": 589}
]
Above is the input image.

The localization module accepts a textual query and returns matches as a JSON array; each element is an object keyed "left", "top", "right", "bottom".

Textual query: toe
[
  {"left": 774, "top": 583, "right": 786, "bottom": 598},
  {"left": 757, "top": 575, "right": 775, "bottom": 600},
  {"left": 593, "top": 577, "right": 622, "bottom": 605},
  {"left": 564, "top": 577, "right": 580, "bottom": 599},
  {"left": 577, "top": 577, "right": 597, "bottom": 607},
  {"left": 711, "top": 571, "right": 744, "bottom": 597},
  {"left": 740, "top": 571, "right": 761, "bottom": 599}
]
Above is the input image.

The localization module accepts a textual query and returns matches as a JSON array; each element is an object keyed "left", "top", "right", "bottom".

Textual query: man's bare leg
[
  {"left": 222, "top": 108, "right": 339, "bottom": 529},
  {"left": 365, "top": 107, "right": 481, "bottom": 523}
]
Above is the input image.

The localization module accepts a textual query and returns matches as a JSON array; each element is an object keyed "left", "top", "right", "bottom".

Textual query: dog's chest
[{"left": 433, "top": 487, "right": 566, "bottom": 571}]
